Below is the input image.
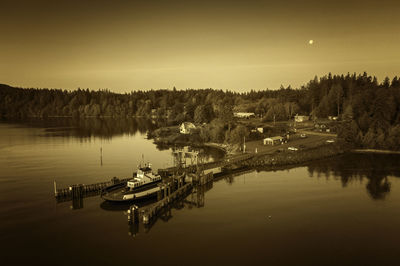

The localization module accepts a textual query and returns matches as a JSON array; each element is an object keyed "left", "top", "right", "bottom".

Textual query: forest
[{"left": 1, "top": 72, "right": 400, "bottom": 150}]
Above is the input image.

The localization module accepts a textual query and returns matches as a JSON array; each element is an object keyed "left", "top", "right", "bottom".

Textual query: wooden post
[
  {"left": 157, "top": 190, "right": 162, "bottom": 201},
  {"left": 100, "top": 147, "right": 103, "bottom": 166},
  {"left": 132, "top": 205, "right": 139, "bottom": 223},
  {"left": 54, "top": 180, "right": 58, "bottom": 197},
  {"left": 128, "top": 205, "right": 139, "bottom": 224},
  {"left": 143, "top": 213, "right": 150, "bottom": 224}
]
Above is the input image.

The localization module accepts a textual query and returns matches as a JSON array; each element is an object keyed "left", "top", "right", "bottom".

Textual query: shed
[
  {"left": 295, "top": 115, "right": 310, "bottom": 122},
  {"left": 263, "top": 136, "right": 284, "bottom": 145},
  {"left": 234, "top": 112, "right": 255, "bottom": 119}
]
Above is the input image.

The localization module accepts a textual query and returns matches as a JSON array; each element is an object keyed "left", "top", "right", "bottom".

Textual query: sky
[{"left": 1, "top": 0, "right": 400, "bottom": 92}]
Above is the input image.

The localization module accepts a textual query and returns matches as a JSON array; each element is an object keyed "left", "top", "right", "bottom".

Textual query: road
[
  {"left": 297, "top": 128, "right": 337, "bottom": 137},
  {"left": 244, "top": 132, "right": 336, "bottom": 155}
]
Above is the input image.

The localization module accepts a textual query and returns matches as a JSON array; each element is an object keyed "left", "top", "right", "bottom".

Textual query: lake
[{"left": 1, "top": 119, "right": 400, "bottom": 266}]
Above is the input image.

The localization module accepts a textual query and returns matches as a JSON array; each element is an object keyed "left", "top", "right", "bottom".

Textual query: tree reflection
[
  {"left": 307, "top": 154, "right": 400, "bottom": 200},
  {"left": 3, "top": 117, "right": 159, "bottom": 139}
]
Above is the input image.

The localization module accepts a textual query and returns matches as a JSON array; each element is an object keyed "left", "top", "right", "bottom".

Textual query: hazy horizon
[
  {"left": 1, "top": 71, "right": 398, "bottom": 93},
  {"left": 1, "top": 0, "right": 399, "bottom": 92}
]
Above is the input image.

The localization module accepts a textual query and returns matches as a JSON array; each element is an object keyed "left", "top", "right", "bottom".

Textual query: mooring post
[
  {"left": 100, "top": 147, "right": 103, "bottom": 166},
  {"left": 69, "top": 185, "right": 74, "bottom": 198},
  {"left": 128, "top": 205, "right": 139, "bottom": 224},
  {"left": 133, "top": 205, "right": 139, "bottom": 223},
  {"left": 157, "top": 190, "right": 162, "bottom": 201},
  {"left": 143, "top": 212, "right": 150, "bottom": 224},
  {"left": 54, "top": 180, "right": 58, "bottom": 197},
  {"left": 78, "top": 184, "right": 84, "bottom": 197}
]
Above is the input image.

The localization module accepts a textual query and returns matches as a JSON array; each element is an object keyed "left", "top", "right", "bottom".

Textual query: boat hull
[{"left": 101, "top": 181, "right": 161, "bottom": 203}]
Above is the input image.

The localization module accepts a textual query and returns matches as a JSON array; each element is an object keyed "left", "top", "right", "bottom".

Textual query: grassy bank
[{"left": 240, "top": 143, "right": 344, "bottom": 168}]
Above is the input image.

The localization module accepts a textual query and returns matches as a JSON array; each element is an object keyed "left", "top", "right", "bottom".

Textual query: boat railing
[{"left": 101, "top": 180, "right": 128, "bottom": 194}]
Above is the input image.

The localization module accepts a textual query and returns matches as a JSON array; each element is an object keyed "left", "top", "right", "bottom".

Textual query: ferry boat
[{"left": 101, "top": 164, "right": 163, "bottom": 202}]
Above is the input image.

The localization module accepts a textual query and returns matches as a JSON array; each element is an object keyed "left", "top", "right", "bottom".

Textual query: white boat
[{"left": 101, "top": 164, "right": 162, "bottom": 202}]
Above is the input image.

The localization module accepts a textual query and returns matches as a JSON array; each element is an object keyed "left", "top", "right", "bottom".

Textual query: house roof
[
  {"left": 264, "top": 136, "right": 283, "bottom": 141},
  {"left": 181, "top": 122, "right": 196, "bottom": 128}
]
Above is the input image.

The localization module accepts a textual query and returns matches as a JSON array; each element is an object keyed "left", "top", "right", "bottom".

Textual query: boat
[{"left": 101, "top": 164, "right": 163, "bottom": 202}]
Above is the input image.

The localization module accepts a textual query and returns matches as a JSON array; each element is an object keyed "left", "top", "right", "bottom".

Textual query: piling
[
  {"left": 143, "top": 212, "right": 150, "bottom": 224},
  {"left": 128, "top": 180, "right": 194, "bottom": 225},
  {"left": 128, "top": 223, "right": 139, "bottom": 237},
  {"left": 128, "top": 205, "right": 139, "bottom": 224},
  {"left": 54, "top": 180, "right": 57, "bottom": 197}
]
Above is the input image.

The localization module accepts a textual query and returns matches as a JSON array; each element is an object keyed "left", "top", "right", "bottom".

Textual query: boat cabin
[{"left": 127, "top": 170, "right": 161, "bottom": 189}]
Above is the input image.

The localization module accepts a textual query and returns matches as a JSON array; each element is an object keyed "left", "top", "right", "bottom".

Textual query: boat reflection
[
  {"left": 100, "top": 198, "right": 158, "bottom": 212},
  {"left": 124, "top": 183, "right": 212, "bottom": 237}
]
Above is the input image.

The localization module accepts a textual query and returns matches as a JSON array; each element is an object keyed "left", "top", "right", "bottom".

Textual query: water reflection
[
  {"left": 123, "top": 169, "right": 259, "bottom": 237},
  {"left": 307, "top": 153, "right": 400, "bottom": 200},
  {"left": 2, "top": 117, "right": 159, "bottom": 139},
  {"left": 100, "top": 198, "right": 158, "bottom": 212},
  {"left": 110, "top": 184, "right": 210, "bottom": 237}
]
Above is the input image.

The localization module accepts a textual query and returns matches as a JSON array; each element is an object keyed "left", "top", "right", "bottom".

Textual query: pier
[
  {"left": 54, "top": 177, "right": 131, "bottom": 202},
  {"left": 158, "top": 153, "right": 254, "bottom": 177},
  {"left": 127, "top": 171, "right": 215, "bottom": 227},
  {"left": 53, "top": 149, "right": 255, "bottom": 212}
]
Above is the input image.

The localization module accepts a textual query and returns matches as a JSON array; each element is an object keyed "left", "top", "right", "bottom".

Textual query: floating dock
[{"left": 54, "top": 177, "right": 131, "bottom": 201}]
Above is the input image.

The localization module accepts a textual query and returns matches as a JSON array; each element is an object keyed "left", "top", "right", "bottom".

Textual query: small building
[
  {"left": 257, "top": 127, "right": 264, "bottom": 133},
  {"left": 234, "top": 112, "right": 255, "bottom": 119},
  {"left": 295, "top": 115, "right": 310, "bottom": 122},
  {"left": 180, "top": 122, "right": 196, "bottom": 134},
  {"left": 263, "top": 136, "right": 284, "bottom": 145}
]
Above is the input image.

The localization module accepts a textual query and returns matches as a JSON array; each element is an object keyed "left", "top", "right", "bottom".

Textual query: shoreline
[
  {"left": 351, "top": 149, "right": 400, "bottom": 155},
  {"left": 239, "top": 143, "right": 344, "bottom": 168},
  {"left": 150, "top": 128, "right": 400, "bottom": 170},
  {"left": 152, "top": 133, "right": 345, "bottom": 168}
]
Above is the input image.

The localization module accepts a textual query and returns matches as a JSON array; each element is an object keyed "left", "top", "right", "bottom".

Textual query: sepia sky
[{"left": 1, "top": 0, "right": 400, "bottom": 92}]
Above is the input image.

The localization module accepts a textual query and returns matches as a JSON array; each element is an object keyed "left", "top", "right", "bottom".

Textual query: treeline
[{"left": 1, "top": 72, "right": 400, "bottom": 149}]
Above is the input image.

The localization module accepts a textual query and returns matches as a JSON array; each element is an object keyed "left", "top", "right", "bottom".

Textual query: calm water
[{"left": 1, "top": 119, "right": 400, "bottom": 266}]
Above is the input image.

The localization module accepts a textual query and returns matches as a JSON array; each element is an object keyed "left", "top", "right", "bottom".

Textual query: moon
[{"left": 309, "top": 40, "right": 314, "bottom": 45}]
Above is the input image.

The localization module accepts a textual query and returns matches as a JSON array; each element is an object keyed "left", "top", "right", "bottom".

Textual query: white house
[
  {"left": 295, "top": 115, "right": 309, "bottom": 122},
  {"left": 180, "top": 122, "right": 196, "bottom": 134},
  {"left": 234, "top": 112, "right": 255, "bottom": 119},
  {"left": 263, "top": 136, "right": 284, "bottom": 145}
]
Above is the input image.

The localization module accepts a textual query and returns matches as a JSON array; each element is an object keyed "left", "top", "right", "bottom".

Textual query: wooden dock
[
  {"left": 157, "top": 153, "right": 254, "bottom": 177},
  {"left": 54, "top": 151, "right": 254, "bottom": 208},
  {"left": 128, "top": 171, "right": 215, "bottom": 225},
  {"left": 54, "top": 177, "right": 131, "bottom": 201}
]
